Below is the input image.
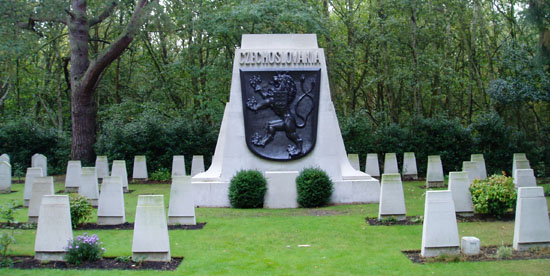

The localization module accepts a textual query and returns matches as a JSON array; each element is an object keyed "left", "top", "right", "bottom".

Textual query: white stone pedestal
[
  {"left": 28, "top": 176, "right": 55, "bottom": 223},
  {"left": 0, "top": 161, "right": 11, "bottom": 194},
  {"left": 402, "top": 152, "right": 418, "bottom": 180},
  {"left": 31, "top": 153, "right": 47, "bottom": 176},
  {"left": 168, "top": 176, "right": 196, "bottom": 225},
  {"left": 132, "top": 195, "right": 171, "bottom": 262},
  {"left": 426, "top": 155, "right": 444, "bottom": 187},
  {"left": 95, "top": 156, "right": 109, "bottom": 179},
  {"left": 65, "top": 161, "right": 82, "bottom": 193},
  {"left": 191, "top": 155, "right": 205, "bottom": 177},
  {"left": 513, "top": 187, "right": 550, "bottom": 251},
  {"left": 378, "top": 173, "right": 406, "bottom": 220},
  {"left": 470, "top": 154, "right": 487, "bottom": 179},
  {"left": 133, "top": 155, "right": 148, "bottom": 179},
  {"left": 448, "top": 172, "right": 473, "bottom": 216},
  {"left": 80, "top": 167, "right": 99, "bottom": 207},
  {"left": 264, "top": 171, "right": 299, "bottom": 209},
  {"left": 171, "top": 155, "right": 187, "bottom": 177},
  {"left": 23, "top": 167, "right": 44, "bottom": 207},
  {"left": 365, "top": 153, "right": 380, "bottom": 179},
  {"left": 111, "top": 160, "right": 129, "bottom": 193},
  {"left": 514, "top": 169, "right": 536, "bottom": 188},
  {"left": 34, "top": 195, "right": 72, "bottom": 261},
  {"left": 421, "top": 191, "right": 460, "bottom": 257},
  {"left": 97, "top": 176, "right": 125, "bottom": 225}
]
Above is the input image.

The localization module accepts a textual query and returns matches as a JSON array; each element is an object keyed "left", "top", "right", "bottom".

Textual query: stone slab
[
  {"left": 34, "top": 195, "right": 72, "bottom": 261},
  {"left": 132, "top": 195, "right": 171, "bottom": 262},
  {"left": 402, "top": 152, "right": 418, "bottom": 180},
  {"left": 191, "top": 155, "right": 205, "bottom": 177},
  {"left": 65, "top": 161, "right": 82, "bottom": 192},
  {"left": 28, "top": 176, "right": 55, "bottom": 223},
  {"left": 347, "top": 154, "right": 360, "bottom": 171},
  {"left": 97, "top": 176, "right": 125, "bottom": 225},
  {"left": 426, "top": 155, "right": 444, "bottom": 187},
  {"left": 513, "top": 159, "right": 531, "bottom": 179},
  {"left": 0, "top": 161, "right": 11, "bottom": 193},
  {"left": 421, "top": 191, "right": 460, "bottom": 257},
  {"left": 133, "top": 155, "right": 148, "bottom": 179},
  {"left": 384, "top": 153, "right": 399, "bottom": 174},
  {"left": 31, "top": 153, "right": 47, "bottom": 176},
  {"left": 378, "top": 173, "right": 406, "bottom": 220},
  {"left": 111, "top": 161, "right": 129, "bottom": 192},
  {"left": 461, "top": 236, "right": 481, "bottom": 255},
  {"left": 168, "top": 176, "right": 196, "bottom": 225},
  {"left": 470, "top": 154, "right": 487, "bottom": 179},
  {"left": 514, "top": 169, "right": 536, "bottom": 188},
  {"left": 95, "top": 156, "right": 109, "bottom": 178},
  {"left": 79, "top": 167, "right": 99, "bottom": 207},
  {"left": 192, "top": 181, "right": 230, "bottom": 207},
  {"left": 513, "top": 187, "right": 550, "bottom": 251},
  {"left": 23, "top": 167, "right": 44, "bottom": 207},
  {"left": 264, "top": 171, "right": 299, "bottom": 208},
  {"left": 171, "top": 155, "right": 186, "bottom": 177},
  {"left": 331, "top": 178, "right": 380, "bottom": 204},
  {"left": 448, "top": 172, "right": 473, "bottom": 214},
  {"left": 365, "top": 153, "right": 380, "bottom": 178}
]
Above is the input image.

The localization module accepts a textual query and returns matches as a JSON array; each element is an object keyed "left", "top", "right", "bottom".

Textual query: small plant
[
  {"left": 64, "top": 233, "right": 105, "bottom": 265},
  {"left": 296, "top": 168, "right": 333, "bottom": 208},
  {"left": 494, "top": 245, "right": 513, "bottom": 259},
  {"left": 150, "top": 168, "right": 171, "bottom": 181},
  {"left": 69, "top": 194, "right": 93, "bottom": 228},
  {"left": 229, "top": 170, "right": 267, "bottom": 208},
  {"left": 0, "top": 229, "right": 16, "bottom": 268},
  {"left": 0, "top": 201, "right": 18, "bottom": 225},
  {"left": 114, "top": 255, "right": 132, "bottom": 263},
  {"left": 379, "top": 216, "right": 399, "bottom": 224},
  {"left": 427, "top": 253, "right": 463, "bottom": 263},
  {"left": 470, "top": 174, "right": 516, "bottom": 218},
  {"left": 410, "top": 216, "right": 424, "bottom": 224}
]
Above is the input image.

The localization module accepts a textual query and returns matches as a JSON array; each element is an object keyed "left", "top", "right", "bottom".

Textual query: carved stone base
[
  {"left": 514, "top": 242, "right": 550, "bottom": 251},
  {"left": 97, "top": 216, "right": 125, "bottom": 225},
  {"left": 378, "top": 214, "right": 406, "bottom": 221},
  {"left": 421, "top": 246, "right": 460, "bottom": 257},
  {"left": 168, "top": 216, "right": 196, "bottom": 225},
  {"left": 133, "top": 252, "right": 170, "bottom": 262},
  {"left": 35, "top": 251, "right": 66, "bottom": 261},
  {"left": 28, "top": 216, "right": 38, "bottom": 224}
]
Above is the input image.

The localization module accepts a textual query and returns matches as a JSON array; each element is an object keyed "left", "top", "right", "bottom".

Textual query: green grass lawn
[{"left": 1, "top": 178, "right": 550, "bottom": 275}]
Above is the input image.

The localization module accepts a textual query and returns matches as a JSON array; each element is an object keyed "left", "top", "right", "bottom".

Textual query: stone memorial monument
[
  {"left": 79, "top": 167, "right": 100, "bottom": 206},
  {"left": 383, "top": 153, "right": 399, "bottom": 174},
  {"left": 168, "top": 176, "right": 196, "bottom": 225},
  {"left": 132, "top": 195, "right": 171, "bottom": 261},
  {"left": 0, "top": 161, "right": 11, "bottom": 193},
  {"left": 23, "top": 167, "right": 44, "bottom": 207},
  {"left": 31, "top": 153, "right": 48, "bottom": 176},
  {"left": 513, "top": 187, "right": 550, "bottom": 250},
  {"left": 421, "top": 191, "right": 460, "bottom": 257},
  {"left": 191, "top": 155, "right": 205, "bottom": 177},
  {"left": 448, "top": 171, "right": 473, "bottom": 216},
  {"left": 171, "top": 155, "right": 187, "bottom": 177},
  {"left": 111, "top": 160, "right": 129, "bottom": 192},
  {"left": 514, "top": 169, "right": 536, "bottom": 188},
  {"left": 365, "top": 153, "right": 380, "bottom": 179},
  {"left": 402, "top": 152, "right": 418, "bottom": 180},
  {"left": 34, "top": 195, "right": 72, "bottom": 261},
  {"left": 470, "top": 154, "right": 487, "bottom": 179},
  {"left": 95, "top": 156, "right": 109, "bottom": 178},
  {"left": 97, "top": 176, "right": 125, "bottom": 225},
  {"left": 133, "top": 155, "right": 148, "bottom": 179},
  {"left": 378, "top": 173, "right": 406, "bottom": 221},
  {"left": 426, "top": 155, "right": 444, "bottom": 187},
  {"left": 28, "top": 176, "right": 55, "bottom": 223},
  {"left": 65, "top": 161, "right": 82, "bottom": 193},
  {"left": 192, "top": 34, "right": 379, "bottom": 207},
  {"left": 347, "top": 154, "right": 360, "bottom": 171}
]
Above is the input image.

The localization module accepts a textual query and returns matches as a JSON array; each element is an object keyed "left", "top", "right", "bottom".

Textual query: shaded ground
[
  {"left": 8, "top": 256, "right": 183, "bottom": 270},
  {"left": 404, "top": 246, "right": 550, "bottom": 264}
]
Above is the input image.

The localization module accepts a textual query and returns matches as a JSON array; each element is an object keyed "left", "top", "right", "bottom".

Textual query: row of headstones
[
  {"left": 32, "top": 176, "right": 196, "bottom": 261},
  {"left": 94, "top": 155, "right": 206, "bottom": 179},
  {"left": 0, "top": 153, "right": 49, "bottom": 194}
]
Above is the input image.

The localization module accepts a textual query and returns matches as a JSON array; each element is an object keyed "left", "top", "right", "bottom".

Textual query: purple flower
[{"left": 75, "top": 245, "right": 79, "bottom": 249}]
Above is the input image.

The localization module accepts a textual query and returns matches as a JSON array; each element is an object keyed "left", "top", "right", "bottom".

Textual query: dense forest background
[{"left": 0, "top": 0, "right": 549, "bottom": 177}]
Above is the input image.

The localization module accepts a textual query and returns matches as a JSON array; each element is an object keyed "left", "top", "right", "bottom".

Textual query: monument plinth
[{"left": 192, "top": 34, "right": 379, "bottom": 207}]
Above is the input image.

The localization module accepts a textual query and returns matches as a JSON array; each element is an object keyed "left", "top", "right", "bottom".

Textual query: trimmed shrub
[
  {"left": 64, "top": 233, "right": 105, "bottom": 265},
  {"left": 229, "top": 170, "right": 267, "bottom": 208},
  {"left": 150, "top": 168, "right": 171, "bottom": 181},
  {"left": 469, "top": 175, "right": 517, "bottom": 218},
  {"left": 69, "top": 194, "right": 93, "bottom": 228},
  {"left": 296, "top": 168, "right": 334, "bottom": 208}
]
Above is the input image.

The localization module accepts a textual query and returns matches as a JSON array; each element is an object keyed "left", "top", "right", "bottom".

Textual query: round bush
[
  {"left": 229, "top": 170, "right": 267, "bottom": 208},
  {"left": 469, "top": 174, "right": 517, "bottom": 218},
  {"left": 296, "top": 168, "right": 334, "bottom": 208},
  {"left": 69, "top": 194, "right": 93, "bottom": 228}
]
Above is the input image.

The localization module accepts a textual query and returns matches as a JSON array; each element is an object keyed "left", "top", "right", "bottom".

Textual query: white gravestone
[
  {"left": 513, "top": 160, "right": 531, "bottom": 180},
  {"left": 383, "top": 153, "right": 399, "bottom": 174},
  {"left": 79, "top": 167, "right": 99, "bottom": 207},
  {"left": 132, "top": 195, "right": 171, "bottom": 262},
  {"left": 95, "top": 156, "right": 109, "bottom": 178},
  {"left": 421, "top": 191, "right": 460, "bottom": 257},
  {"left": 461, "top": 236, "right": 481, "bottom": 255},
  {"left": 97, "top": 176, "right": 125, "bottom": 225},
  {"left": 171, "top": 155, "right": 187, "bottom": 177},
  {"left": 514, "top": 153, "right": 527, "bottom": 161},
  {"left": 0, "top": 153, "right": 9, "bottom": 164},
  {"left": 133, "top": 155, "right": 148, "bottom": 179},
  {"left": 191, "top": 155, "right": 205, "bottom": 177},
  {"left": 191, "top": 34, "right": 379, "bottom": 207},
  {"left": 402, "top": 152, "right": 418, "bottom": 180},
  {"left": 65, "top": 161, "right": 82, "bottom": 193},
  {"left": 23, "top": 167, "right": 44, "bottom": 207},
  {"left": 462, "top": 161, "right": 480, "bottom": 185},
  {"left": 34, "top": 195, "right": 72, "bottom": 261},
  {"left": 512, "top": 153, "right": 529, "bottom": 179},
  {"left": 168, "top": 176, "right": 196, "bottom": 225},
  {"left": 365, "top": 153, "right": 380, "bottom": 178},
  {"left": 514, "top": 169, "right": 537, "bottom": 189},
  {"left": 378, "top": 173, "right": 406, "bottom": 221},
  {"left": 513, "top": 187, "right": 550, "bottom": 251},
  {"left": 448, "top": 172, "right": 473, "bottom": 216},
  {"left": 426, "top": 155, "right": 444, "bottom": 187},
  {"left": 28, "top": 176, "right": 55, "bottom": 223},
  {"left": 470, "top": 154, "right": 487, "bottom": 179},
  {"left": 347, "top": 154, "right": 360, "bottom": 171},
  {"left": 264, "top": 171, "right": 299, "bottom": 209},
  {"left": 31, "top": 153, "right": 47, "bottom": 176},
  {"left": 0, "top": 161, "right": 11, "bottom": 193},
  {"left": 111, "top": 160, "right": 129, "bottom": 192}
]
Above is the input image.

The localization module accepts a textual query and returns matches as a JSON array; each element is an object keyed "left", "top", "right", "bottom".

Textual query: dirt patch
[
  {"left": 403, "top": 246, "right": 550, "bottom": 264},
  {"left": 0, "top": 222, "right": 206, "bottom": 230},
  {"left": 7, "top": 256, "right": 182, "bottom": 270},
  {"left": 366, "top": 216, "right": 423, "bottom": 226},
  {"left": 366, "top": 213, "right": 521, "bottom": 226}
]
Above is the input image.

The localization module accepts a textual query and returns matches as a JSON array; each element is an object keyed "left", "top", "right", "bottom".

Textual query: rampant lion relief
[{"left": 240, "top": 69, "right": 321, "bottom": 160}]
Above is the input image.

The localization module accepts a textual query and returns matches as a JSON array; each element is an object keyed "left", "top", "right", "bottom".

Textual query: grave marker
[
  {"left": 28, "top": 176, "right": 55, "bottom": 223},
  {"left": 23, "top": 167, "right": 44, "bottom": 207},
  {"left": 95, "top": 156, "right": 109, "bottom": 178},
  {"left": 365, "top": 153, "right": 380, "bottom": 178},
  {"left": 31, "top": 153, "right": 47, "bottom": 176},
  {"left": 80, "top": 167, "right": 99, "bottom": 207},
  {"left": 378, "top": 173, "right": 406, "bottom": 221},
  {"left": 402, "top": 152, "right": 418, "bottom": 180},
  {"left": 448, "top": 172, "right": 473, "bottom": 216},
  {"left": 426, "top": 155, "right": 444, "bottom": 187},
  {"left": 171, "top": 155, "right": 186, "bottom": 177},
  {"left": 133, "top": 155, "right": 148, "bottom": 179},
  {"left": 34, "top": 195, "right": 72, "bottom": 261},
  {"left": 191, "top": 155, "right": 205, "bottom": 177},
  {"left": 168, "top": 176, "right": 196, "bottom": 225},
  {"left": 111, "top": 160, "right": 129, "bottom": 192},
  {"left": 470, "top": 154, "right": 487, "bottom": 179},
  {"left": 132, "top": 195, "right": 171, "bottom": 261},
  {"left": 513, "top": 187, "right": 550, "bottom": 251},
  {"left": 65, "top": 161, "right": 82, "bottom": 193},
  {"left": 97, "top": 176, "right": 125, "bottom": 225},
  {"left": 0, "top": 161, "right": 11, "bottom": 193},
  {"left": 421, "top": 191, "right": 460, "bottom": 257},
  {"left": 384, "top": 153, "right": 399, "bottom": 174}
]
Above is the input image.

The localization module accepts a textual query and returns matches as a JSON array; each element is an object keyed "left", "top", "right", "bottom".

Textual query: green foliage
[
  {"left": 0, "top": 230, "right": 16, "bottom": 268},
  {"left": 64, "top": 233, "right": 105, "bottom": 265},
  {"left": 469, "top": 175, "right": 517, "bottom": 219},
  {"left": 494, "top": 245, "right": 513, "bottom": 259},
  {"left": 150, "top": 168, "right": 171, "bottom": 181},
  {"left": 69, "top": 194, "right": 93, "bottom": 229},
  {"left": 114, "top": 255, "right": 132, "bottom": 263},
  {"left": 296, "top": 168, "right": 333, "bottom": 208},
  {"left": 0, "top": 200, "right": 17, "bottom": 225},
  {"left": 229, "top": 170, "right": 267, "bottom": 208}
]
